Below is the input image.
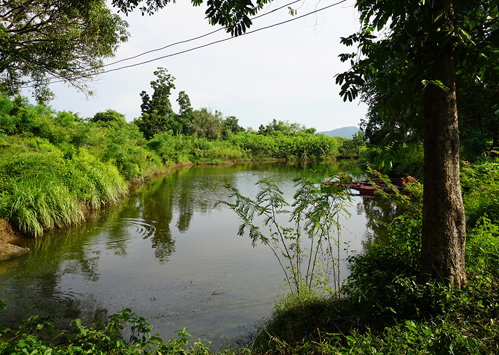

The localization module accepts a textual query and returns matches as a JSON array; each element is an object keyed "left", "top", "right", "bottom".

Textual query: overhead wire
[
  {"left": 22, "top": 0, "right": 348, "bottom": 88},
  {"left": 104, "top": 0, "right": 303, "bottom": 68}
]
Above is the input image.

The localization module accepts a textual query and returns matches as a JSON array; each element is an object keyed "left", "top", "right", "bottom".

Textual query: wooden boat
[{"left": 341, "top": 178, "right": 409, "bottom": 196}]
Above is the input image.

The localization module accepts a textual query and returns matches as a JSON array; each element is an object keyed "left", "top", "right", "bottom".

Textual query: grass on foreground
[{"left": 1, "top": 213, "right": 498, "bottom": 354}]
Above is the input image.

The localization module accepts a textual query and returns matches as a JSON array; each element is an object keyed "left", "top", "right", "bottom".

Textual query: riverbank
[
  {"left": 0, "top": 156, "right": 343, "bottom": 259},
  {"left": 0, "top": 94, "right": 346, "bottom": 242}
]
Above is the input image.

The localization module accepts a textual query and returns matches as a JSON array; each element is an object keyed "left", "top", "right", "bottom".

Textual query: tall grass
[
  {"left": 7, "top": 179, "right": 83, "bottom": 237},
  {"left": 0, "top": 145, "right": 127, "bottom": 236}
]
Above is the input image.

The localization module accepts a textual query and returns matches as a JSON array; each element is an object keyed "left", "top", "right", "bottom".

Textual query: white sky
[{"left": 46, "top": 0, "right": 366, "bottom": 132}]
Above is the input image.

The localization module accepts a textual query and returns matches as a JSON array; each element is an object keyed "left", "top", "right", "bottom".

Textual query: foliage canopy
[{"left": 0, "top": 0, "right": 129, "bottom": 103}]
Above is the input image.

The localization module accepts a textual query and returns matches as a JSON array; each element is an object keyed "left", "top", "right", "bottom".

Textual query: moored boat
[{"left": 339, "top": 177, "right": 412, "bottom": 196}]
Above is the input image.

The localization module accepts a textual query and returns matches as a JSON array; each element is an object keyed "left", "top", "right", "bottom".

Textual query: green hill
[{"left": 317, "top": 126, "right": 360, "bottom": 139}]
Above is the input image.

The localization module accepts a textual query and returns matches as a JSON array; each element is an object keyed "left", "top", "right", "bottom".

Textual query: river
[{"left": 0, "top": 161, "right": 402, "bottom": 347}]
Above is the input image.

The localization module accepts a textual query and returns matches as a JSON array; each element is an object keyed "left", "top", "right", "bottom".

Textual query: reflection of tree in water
[
  {"left": 176, "top": 173, "right": 194, "bottom": 232},
  {"left": 135, "top": 175, "right": 176, "bottom": 264},
  {"left": 360, "top": 197, "right": 408, "bottom": 252}
]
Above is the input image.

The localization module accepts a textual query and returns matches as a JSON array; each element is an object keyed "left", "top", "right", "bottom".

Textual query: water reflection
[
  {"left": 359, "top": 197, "right": 408, "bottom": 251},
  {"left": 0, "top": 161, "right": 399, "bottom": 347},
  {"left": 0, "top": 228, "right": 109, "bottom": 328}
]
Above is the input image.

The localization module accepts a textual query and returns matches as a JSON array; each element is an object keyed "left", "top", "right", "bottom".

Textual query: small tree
[
  {"left": 218, "top": 173, "right": 351, "bottom": 294},
  {"left": 174, "top": 91, "right": 194, "bottom": 136}
]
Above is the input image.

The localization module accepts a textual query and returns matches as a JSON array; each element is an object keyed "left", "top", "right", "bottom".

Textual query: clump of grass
[
  {"left": 0, "top": 147, "right": 127, "bottom": 237},
  {"left": 191, "top": 140, "right": 247, "bottom": 162},
  {"left": 7, "top": 179, "right": 83, "bottom": 237},
  {"left": 69, "top": 150, "right": 128, "bottom": 208},
  {"left": 252, "top": 287, "right": 342, "bottom": 352}
]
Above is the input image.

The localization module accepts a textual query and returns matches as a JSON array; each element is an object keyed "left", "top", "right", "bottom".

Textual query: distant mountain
[{"left": 317, "top": 126, "right": 360, "bottom": 139}]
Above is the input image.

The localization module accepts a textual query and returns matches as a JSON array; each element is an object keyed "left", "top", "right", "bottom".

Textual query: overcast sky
[{"left": 45, "top": 0, "right": 366, "bottom": 132}]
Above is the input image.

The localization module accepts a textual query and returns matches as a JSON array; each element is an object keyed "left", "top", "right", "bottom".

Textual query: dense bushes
[
  {"left": 364, "top": 141, "right": 424, "bottom": 178},
  {"left": 252, "top": 205, "right": 499, "bottom": 354},
  {"left": 0, "top": 307, "right": 213, "bottom": 355},
  {"left": 461, "top": 160, "right": 499, "bottom": 227}
]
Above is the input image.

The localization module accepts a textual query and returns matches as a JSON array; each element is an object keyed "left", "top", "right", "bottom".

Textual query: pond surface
[{"left": 0, "top": 162, "right": 402, "bottom": 347}]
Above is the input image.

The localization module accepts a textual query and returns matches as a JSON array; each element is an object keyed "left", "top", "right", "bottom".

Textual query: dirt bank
[{"left": 0, "top": 219, "right": 29, "bottom": 260}]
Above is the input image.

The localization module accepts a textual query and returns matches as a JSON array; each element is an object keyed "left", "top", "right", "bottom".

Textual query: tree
[
  {"left": 457, "top": 78, "right": 498, "bottom": 160},
  {"left": 136, "top": 67, "right": 176, "bottom": 139},
  {"left": 257, "top": 119, "right": 312, "bottom": 136},
  {"left": 91, "top": 109, "right": 127, "bottom": 125},
  {"left": 174, "top": 90, "right": 194, "bottom": 136},
  {"left": 359, "top": 69, "right": 424, "bottom": 147},
  {"left": 222, "top": 115, "right": 244, "bottom": 139},
  {"left": 0, "top": 0, "right": 129, "bottom": 104},
  {"left": 185, "top": 108, "right": 224, "bottom": 140},
  {"left": 336, "top": 0, "right": 499, "bottom": 288}
]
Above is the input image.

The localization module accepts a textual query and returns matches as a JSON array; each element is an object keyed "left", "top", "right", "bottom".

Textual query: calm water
[{"left": 0, "top": 162, "right": 402, "bottom": 346}]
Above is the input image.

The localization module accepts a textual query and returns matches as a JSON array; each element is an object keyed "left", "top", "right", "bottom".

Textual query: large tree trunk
[{"left": 420, "top": 0, "right": 467, "bottom": 288}]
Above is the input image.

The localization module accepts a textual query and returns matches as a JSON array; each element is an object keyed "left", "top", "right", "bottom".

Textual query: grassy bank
[{"left": 0, "top": 95, "right": 342, "bottom": 238}]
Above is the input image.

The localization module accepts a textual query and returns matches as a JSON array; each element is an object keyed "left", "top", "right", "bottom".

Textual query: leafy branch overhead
[
  {"left": 335, "top": 1, "right": 499, "bottom": 108},
  {"left": 112, "top": 0, "right": 274, "bottom": 36},
  {"left": 0, "top": 0, "right": 129, "bottom": 104}
]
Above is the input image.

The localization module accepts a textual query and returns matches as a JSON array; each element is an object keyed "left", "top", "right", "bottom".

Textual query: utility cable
[
  {"left": 22, "top": 0, "right": 348, "bottom": 88},
  {"left": 104, "top": 0, "right": 303, "bottom": 68}
]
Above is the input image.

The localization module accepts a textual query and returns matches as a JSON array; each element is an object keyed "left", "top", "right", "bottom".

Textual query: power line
[
  {"left": 104, "top": 0, "right": 303, "bottom": 68},
  {"left": 22, "top": 0, "right": 303, "bottom": 88},
  {"left": 23, "top": 0, "right": 347, "bottom": 89}
]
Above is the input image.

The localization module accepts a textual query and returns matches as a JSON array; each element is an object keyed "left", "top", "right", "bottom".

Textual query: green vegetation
[
  {"left": 0, "top": 306, "right": 213, "bottom": 355},
  {"left": 249, "top": 202, "right": 499, "bottom": 354},
  {"left": 461, "top": 160, "right": 499, "bottom": 228},
  {"left": 0, "top": 93, "right": 341, "bottom": 237}
]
